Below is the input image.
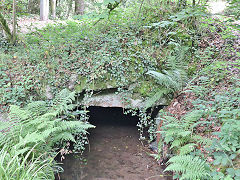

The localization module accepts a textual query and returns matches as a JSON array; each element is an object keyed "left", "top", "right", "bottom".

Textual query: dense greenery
[
  {"left": 225, "top": 0, "right": 240, "bottom": 19},
  {"left": 0, "top": 89, "right": 94, "bottom": 179},
  {"left": 0, "top": 0, "right": 239, "bottom": 179},
  {"left": 154, "top": 18, "right": 240, "bottom": 179}
]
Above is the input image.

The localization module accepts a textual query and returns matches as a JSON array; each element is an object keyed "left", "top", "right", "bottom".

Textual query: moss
[
  {"left": 133, "top": 80, "right": 157, "bottom": 98},
  {"left": 75, "top": 74, "right": 118, "bottom": 93},
  {"left": 132, "top": 92, "right": 142, "bottom": 100},
  {"left": 75, "top": 76, "right": 87, "bottom": 93}
]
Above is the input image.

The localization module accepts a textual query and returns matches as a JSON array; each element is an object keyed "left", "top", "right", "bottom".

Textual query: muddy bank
[{"left": 58, "top": 107, "right": 170, "bottom": 180}]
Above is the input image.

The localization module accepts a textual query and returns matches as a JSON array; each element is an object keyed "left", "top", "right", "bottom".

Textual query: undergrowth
[
  {"left": 0, "top": 1, "right": 208, "bottom": 144},
  {"left": 0, "top": 2, "right": 205, "bottom": 112},
  {"left": 154, "top": 16, "right": 240, "bottom": 179},
  {"left": 0, "top": 89, "right": 94, "bottom": 178},
  {"left": 1, "top": 0, "right": 239, "bottom": 179}
]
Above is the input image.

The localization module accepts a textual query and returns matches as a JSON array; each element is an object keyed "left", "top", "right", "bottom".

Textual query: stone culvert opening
[{"left": 59, "top": 106, "right": 170, "bottom": 180}]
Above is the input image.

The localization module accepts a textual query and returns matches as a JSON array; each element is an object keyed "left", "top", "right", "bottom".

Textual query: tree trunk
[
  {"left": 67, "top": 0, "right": 73, "bottom": 18},
  {"left": 192, "top": 0, "right": 196, "bottom": 6},
  {"left": 12, "top": 0, "right": 17, "bottom": 44},
  {"left": 51, "top": 0, "right": 56, "bottom": 19},
  {"left": 0, "top": 12, "right": 13, "bottom": 42},
  {"left": 40, "top": 0, "right": 49, "bottom": 21},
  {"left": 75, "top": 0, "right": 84, "bottom": 15}
]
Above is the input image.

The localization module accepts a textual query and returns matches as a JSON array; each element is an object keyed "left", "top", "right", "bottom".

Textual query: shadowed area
[{"left": 58, "top": 107, "right": 170, "bottom": 180}]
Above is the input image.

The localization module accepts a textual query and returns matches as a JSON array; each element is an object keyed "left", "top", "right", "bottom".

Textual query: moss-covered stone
[
  {"left": 133, "top": 80, "right": 157, "bottom": 98},
  {"left": 75, "top": 74, "right": 119, "bottom": 93},
  {"left": 75, "top": 76, "right": 87, "bottom": 93}
]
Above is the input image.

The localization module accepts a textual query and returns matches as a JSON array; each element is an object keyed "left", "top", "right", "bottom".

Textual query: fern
[
  {"left": 164, "top": 155, "right": 210, "bottom": 180},
  {"left": 147, "top": 70, "right": 184, "bottom": 92},
  {"left": 0, "top": 89, "right": 95, "bottom": 154},
  {"left": 182, "top": 110, "right": 204, "bottom": 128},
  {"left": 179, "top": 143, "right": 196, "bottom": 155},
  {"left": 170, "top": 138, "right": 189, "bottom": 149},
  {"left": 165, "top": 47, "right": 188, "bottom": 70},
  {"left": 144, "top": 89, "right": 170, "bottom": 109},
  {"left": 192, "top": 135, "right": 212, "bottom": 146},
  {"left": 160, "top": 111, "right": 211, "bottom": 155},
  {"left": 52, "top": 88, "right": 76, "bottom": 114},
  {"left": 145, "top": 68, "right": 187, "bottom": 108},
  {"left": 144, "top": 46, "right": 188, "bottom": 109},
  {"left": 25, "top": 101, "right": 49, "bottom": 116},
  {"left": 158, "top": 110, "right": 214, "bottom": 179},
  {"left": 54, "top": 132, "right": 76, "bottom": 142},
  {"left": 0, "top": 89, "right": 95, "bottom": 179}
]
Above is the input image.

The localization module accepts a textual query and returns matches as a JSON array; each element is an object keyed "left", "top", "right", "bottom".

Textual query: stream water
[{"left": 58, "top": 107, "right": 170, "bottom": 180}]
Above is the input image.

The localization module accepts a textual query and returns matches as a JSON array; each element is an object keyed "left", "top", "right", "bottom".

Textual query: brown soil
[{"left": 58, "top": 108, "right": 171, "bottom": 180}]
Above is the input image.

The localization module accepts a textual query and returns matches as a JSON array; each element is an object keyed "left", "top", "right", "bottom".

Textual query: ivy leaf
[
  {"left": 221, "top": 157, "right": 229, "bottom": 166},
  {"left": 235, "top": 170, "right": 240, "bottom": 177},
  {"left": 227, "top": 168, "right": 235, "bottom": 177},
  {"left": 230, "top": 154, "right": 237, "bottom": 160},
  {"left": 213, "top": 156, "right": 222, "bottom": 165}
]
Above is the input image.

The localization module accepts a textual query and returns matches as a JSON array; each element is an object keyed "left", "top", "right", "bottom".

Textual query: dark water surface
[{"left": 58, "top": 107, "right": 170, "bottom": 180}]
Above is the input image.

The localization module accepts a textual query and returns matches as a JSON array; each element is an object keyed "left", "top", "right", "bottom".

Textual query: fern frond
[
  {"left": 165, "top": 163, "right": 186, "bottom": 174},
  {"left": 165, "top": 155, "right": 210, "bottom": 180},
  {"left": 181, "top": 110, "right": 204, "bottom": 127},
  {"left": 170, "top": 138, "right": 188, "bottom": 149},
  {"left": 177, "top": 131, "right": 192, "bottom": 137},
  {"left": 9, "top": 105, "right": 31, "bottom": 122},
  {"left": 145, "top": 66, "right": 187, "bottom": 109},
  {"left": 144, "top": 88, "right": 170, "bottom": 109},
  {"left": 179, "top": 143, "right": 196, "bottom": 155},
  {"left": 0, "top": 121, "right": 11, "bottom": 131},
  {"left": 192, "top": 135, "right": 212, "bottom": 146},
  {"left": 147, "top": 70, "right": 181, "bottom": 91},
  {"left": 53, "top": 89, "right": 76, "bottom": 114},
  {"left": 41, "top": 128, "right": 58, "bottom": 139},
  {"left": 15, "top": 132, "right": 45, "bottom": 149},
  {"left": 165, "top": 46, "right": 188, "bottom": 71},
  {"left": 165, "top": 116, "right": 179, "bottom": 123},
  {"left": 54, "top": 132, "right": 76, "bottom": 143},
  {"left": 25, "top": 101, "right": 48, "bottom": 116},
  {"left": 1, "top": 89, "right": 94, "bottom": 154},
  {"left": 192, "top": 121, "right": 212, "bottom": 129}
]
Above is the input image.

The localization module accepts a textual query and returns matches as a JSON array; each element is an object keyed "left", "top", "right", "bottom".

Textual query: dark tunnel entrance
[
  {"left": 59, "top": 106, "right": 169, "bottom": 180},
  {"left": 87, "top": 106, "right": 140, "bottom": 126}
]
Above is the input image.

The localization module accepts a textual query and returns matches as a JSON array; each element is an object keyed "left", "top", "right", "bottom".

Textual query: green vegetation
[
  {"left": 0, "top": 0, "right": 239, "bottom": 179},
  {"left": 0, "top": 146, "right": 55, "bottom": 179},
  {"left": 0, "top": 89, "right": 94, "bottom": 179},
  {"left": 225, "top": 0, "right": 240, "bottom": 19},
  {"left": 154, "top": 17, "right": 240, "bottom": 179}
]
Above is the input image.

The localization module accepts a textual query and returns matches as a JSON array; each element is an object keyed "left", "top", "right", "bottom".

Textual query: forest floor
[
  {"left": 16, "top": 15, "right": 54, "bottom": 33},
  {"left": 17, "top": 15, "right": 73, "bottom": 34},
  {"left": 15, "top": 0, "right": 233, "bottom": 34}
]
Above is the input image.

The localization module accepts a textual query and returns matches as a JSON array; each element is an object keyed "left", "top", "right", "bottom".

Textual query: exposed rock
[
  {"left": 0, "top": 113, "right": 8, "bottom": 122},
  {"left": 86, "top": 93, "right": 124, "bottom": 107},
  {"left": 69, "top": 74, "right": 78, "bottom": 90},
  {"left": 45, "top": 85, "right": 53, "bottom": 99},
  {"left": 149, "top": 141, "right": 158, "bottom": 152},
  {"left": 84, "top": 90, "right": 168, "bottom": 108}
]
